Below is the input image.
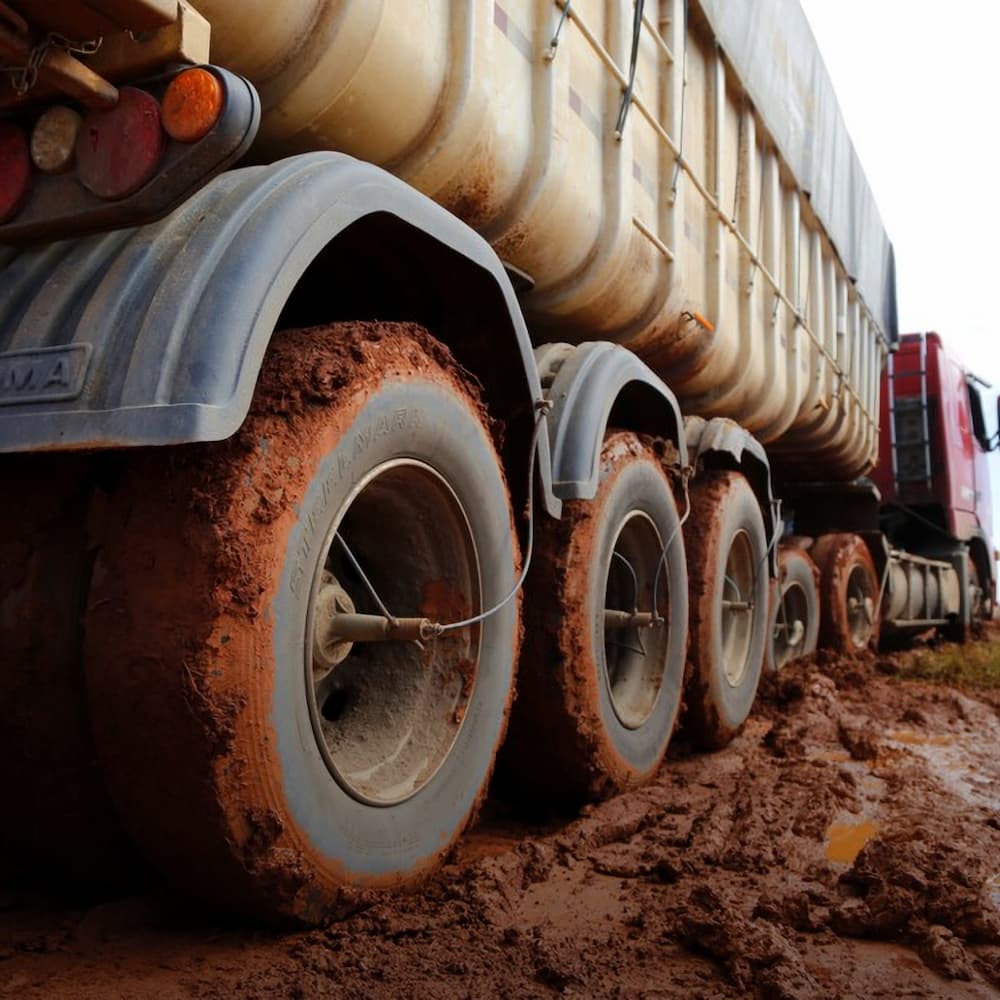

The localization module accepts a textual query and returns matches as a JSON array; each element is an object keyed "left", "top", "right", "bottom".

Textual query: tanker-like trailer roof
[{"left": 699, "top": 0, "right": 898, "bottom": 344}]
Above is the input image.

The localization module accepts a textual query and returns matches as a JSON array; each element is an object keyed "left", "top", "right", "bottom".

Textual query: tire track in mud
[{"left": 4, "top": 639, "right": 1000, "bottom": 998}]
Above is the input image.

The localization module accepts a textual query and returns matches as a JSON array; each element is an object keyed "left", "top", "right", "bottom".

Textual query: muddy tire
[
  {"left": 501, "top": 432, "right": 687, "bottom": 804},
  {"left": 84, "top": 322, "right": 520, "bottom": 922},
  {"left": 682, "top": 471, "right": 769, "bottom": 749},
  {"left": 0, "top": 454, "right": 131, "bottom": 883},
  {"left": 944, "top": 555, "right": 988, "bottom": 643},
  {"left": 766, "top": 546, "right": 820, "bottom": 671},
  {"left": 968, "top": 556, "right": 992, "bottom": 633},
  {"left": 812, "top": 533, "right": 880, "bottom": 651}
]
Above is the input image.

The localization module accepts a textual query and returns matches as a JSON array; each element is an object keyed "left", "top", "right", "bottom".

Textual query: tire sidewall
[
  {"left": 835, "top": 544, "right": 880, "bottom": 651},
  {"left": 767, "top": 548, "right": 820, "bottom": 670},
  {"left": 269, "top": 376, "right": 517, "bottom": 882},
  {"left": 585, "top": 454, "right": 688, "bottom": 777},
  {"left": 704, "top": 476, "right": 769, "bottom": 731}
]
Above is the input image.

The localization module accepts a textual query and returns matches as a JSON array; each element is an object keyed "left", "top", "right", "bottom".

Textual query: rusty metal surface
[{"left": 185, "top": 0, "right": 889, "bottom": 480}]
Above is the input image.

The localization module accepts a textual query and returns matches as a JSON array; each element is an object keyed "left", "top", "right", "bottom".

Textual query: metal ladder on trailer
[{"left": 886, "top": 332, "right": 933, "bottom": 496}]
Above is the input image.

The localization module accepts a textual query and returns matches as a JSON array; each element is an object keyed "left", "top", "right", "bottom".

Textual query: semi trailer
[{"left": 0, "top": 0, "right": 994, "bottom": 921}]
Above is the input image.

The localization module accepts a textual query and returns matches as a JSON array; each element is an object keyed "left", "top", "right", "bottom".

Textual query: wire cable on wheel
[{"left": 332, "top": 399, "right": 552, "bottom": 638}]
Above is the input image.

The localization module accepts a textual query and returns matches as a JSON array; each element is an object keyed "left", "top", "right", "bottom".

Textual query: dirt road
[{"left": 3, "top": 639, "right": 1000, "bottom": 998}]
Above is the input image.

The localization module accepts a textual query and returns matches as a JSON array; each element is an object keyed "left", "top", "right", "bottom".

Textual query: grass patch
[{"left": 899, "top": 637, "right": 1000, "bottom": 689}]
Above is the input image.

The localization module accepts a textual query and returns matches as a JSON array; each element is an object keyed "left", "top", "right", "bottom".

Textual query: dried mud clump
[
  {"left": 832, "top": 822, "right": 1000, "bottom": 947},
  {"left": 5, "top": 610, "right": 1000, "bottom": 997},
  {"left": 671, "top": 885, "right": 819, "bottom": 1000}
]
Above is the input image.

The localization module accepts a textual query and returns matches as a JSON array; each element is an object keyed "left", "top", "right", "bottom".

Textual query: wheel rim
[
  {"left": 305, "top": 459, "right": 481, "bottom": 807},
  {"left": 773, "top": 578, "right": 808, "bottom": 668},
  {"left": 846, "top": 563, "right": 875, "bottom": 647},
  {"left": 721, "top": 529, "right": 755, "bottom": 686},
  {"left": 602, "top": 511, "right": 670, "bottom": 729}
]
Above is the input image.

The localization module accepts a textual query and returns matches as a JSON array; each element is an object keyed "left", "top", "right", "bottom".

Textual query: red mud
[
  {"left": 5, "top": 634, "right": 1000, "bottom": 997},
  {"left": 81, "top": 322, "right": 506, "bottom": 922},
  {"left": 811, "top": 534, "right": 881, "bottom": 651},
  {"left": 501, "top": 431, "right": 680, "bottom": 804},
  {"left": 682, "top": 470, "right": 767, "bottom": 749}
]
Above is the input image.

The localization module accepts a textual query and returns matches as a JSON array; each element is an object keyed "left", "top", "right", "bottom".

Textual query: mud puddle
[
  {"left": 824, "top": 818, "right": 880, "bottom": 864},
  {"left": 884, "top": 722, "right": 1000, "bottom": 816},
  {"left": 4, "top": 637, "right": 1000, "bottom": 998}
]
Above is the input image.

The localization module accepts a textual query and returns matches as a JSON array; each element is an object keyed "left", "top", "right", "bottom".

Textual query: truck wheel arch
[
  {"left": 537, "top": 341, "right": 687, "bottom": 501},
  {"left": 685, "top": 416, "right": 781, "bottom": 576},
  {"left": 0, "top": 152, "right": 559, "bottom": 517}
]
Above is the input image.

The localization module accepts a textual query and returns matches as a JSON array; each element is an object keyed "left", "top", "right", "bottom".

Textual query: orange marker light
[
  {"left": 691, "top": 310, "right": 715, "bottom": 333},
  {"left": 162, "top": 68, "right": 223, "bottom": 143}
]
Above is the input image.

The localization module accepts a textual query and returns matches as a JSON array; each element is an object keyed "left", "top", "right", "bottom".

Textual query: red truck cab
[{"left": 873, "top": 331, "right": 996, "bottom": 604}]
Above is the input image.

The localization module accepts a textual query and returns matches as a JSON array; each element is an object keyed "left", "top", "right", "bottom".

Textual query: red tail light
[
  {"left": 0, "top": 65, "right": 260, "bottom": 244},
  {"left": 0, "top": 122, "right": 31, "bottom": 223},
  {"left": 76, "top": 87, "right": 166, "bottom": 201}
]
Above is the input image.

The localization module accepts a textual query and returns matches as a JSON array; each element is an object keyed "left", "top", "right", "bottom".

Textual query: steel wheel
[
  {"left": 603, "top": 511, "right": 672, "bottom": 729},
  {"left": 767, "top": 546, "right": 820, "bottom": 670},
  {"left": 500, "top": 432, "right": 687, "bottom": 804},
  {"left": 682, "top": 470, "right": 769, "bottom": 749},
  {"left": 846, "top": 563, "right": 876, "bottom": 647},
  {"left": 306, "top": 459, "right": 481, "bottom": 806},
  {"left": 813, "top": 533, "right": 880, "bottom": 651},
  {"left": 721, "top": 529, "right": 755, "bottom": 685}
]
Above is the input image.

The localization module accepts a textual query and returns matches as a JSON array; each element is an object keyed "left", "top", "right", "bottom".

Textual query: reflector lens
[
  {"left": 76, "top": 87, "right": 166, "bottom": 201},
  {"left": 162, "top": 68, "right": 223, "bottom": 143},
  {"left": 0, "top": 122, "right": 31, "bottom": 223},
  {"left": 31, "top": 106, "right": 82, "bottom": 175}
]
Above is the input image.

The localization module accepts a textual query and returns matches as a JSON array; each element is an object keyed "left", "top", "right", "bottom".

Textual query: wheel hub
[
  {"left": 772, "top": 579, "right": 808, "bottom": 668},
  {"left": 312, "top": 573, "right": 356, "bottom": 676},
  {"left": 846, "top": 565, "right": 875, "bottom": 647},
  {"left": 304, "top": 459, "right": 482, "bottom": 807},
  {"left": 720, "top": 530, "right": 755, "bottom": 685},
  {"left": 602, "top": 511, "right": 671, "bottom": 730}
]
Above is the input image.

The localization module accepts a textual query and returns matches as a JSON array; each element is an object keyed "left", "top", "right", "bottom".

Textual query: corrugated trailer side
[{"left": 194, "top": 0, "right": 896, "bottom": 478}]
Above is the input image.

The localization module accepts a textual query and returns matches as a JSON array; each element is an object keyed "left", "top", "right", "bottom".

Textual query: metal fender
[
  {"left": 685, "top": 415, "right": 782, "bottom": 574},
  {"left": 0, "top": 151, "right": 559, "bottom": 516},
  {"left": 540, "top": 341, "right": 686, "bottom": 502}
]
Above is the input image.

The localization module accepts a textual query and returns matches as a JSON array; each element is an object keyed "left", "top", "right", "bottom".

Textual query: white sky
[
  {"left": 798, "top": 0, "right": 1000, "bottom": 386},
  {"left": 798, "top": 0, "right": 1000, "bottom": 541}
]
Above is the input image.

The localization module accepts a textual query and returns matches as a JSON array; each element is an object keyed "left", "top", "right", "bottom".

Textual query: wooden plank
[
  {"left": 86, "top": 3, "right": 208, "bottom": 79},
  {"left": 5, "top": 0, "right": 177, "bottom": 39},
  {"left": 38, "top": 43, "right": 118, "bottom": 106},
  {"left": 0, "top": 2, "right": 205, "bottom": 110},
  {"left": 0, "top": 23, "right": 118, "bottom": 108},
  {"left": 83, "top": 0, "right": 178, "bottom": 32}
]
